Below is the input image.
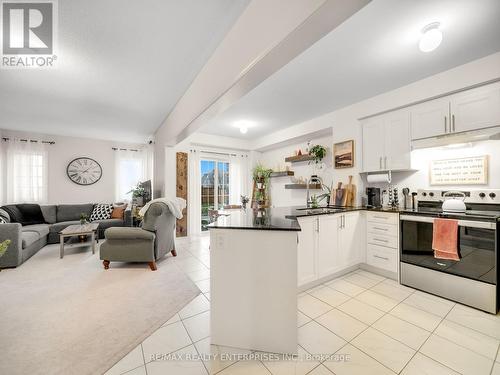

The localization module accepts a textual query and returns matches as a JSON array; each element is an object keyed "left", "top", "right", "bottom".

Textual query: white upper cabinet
[
  {"left": 385, "top": 110, "right": 411, "bottom": 170},
  {"left": 450, "top": 81, "right": 500, "bottom": 133},
  {"left": 410, "top": 98, "right": 450, "bottom": 140},
  {"left": 410, "top": 81, "right": 500, "bottom": 140},
  {"left": 362, "top": 116, "right": 386, "bottom": 172},
  {"left": 362, "top": 109, "right": 411, "bottom": 173}
]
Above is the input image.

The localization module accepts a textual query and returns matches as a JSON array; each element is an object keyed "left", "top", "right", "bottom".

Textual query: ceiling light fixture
[
  {"left": 419, "top": 22, "right": 442, "bottom": 53},
  {"left": 234, "top": 120, "right": 253, "bottom": 134}
]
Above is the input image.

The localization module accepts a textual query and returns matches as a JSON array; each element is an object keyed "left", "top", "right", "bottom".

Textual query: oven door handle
[{"left": 400, "top": 215, "right": 497, "bottom": 229}]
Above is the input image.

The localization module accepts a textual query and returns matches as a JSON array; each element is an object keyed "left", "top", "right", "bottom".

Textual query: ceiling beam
[{"left": 154, "top": 0, "right": 371, "bottom": 147}]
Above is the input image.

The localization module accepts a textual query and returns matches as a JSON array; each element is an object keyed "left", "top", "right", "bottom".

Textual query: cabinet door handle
[
  {"left": 374, "top": 254, "right": 389, "bottom": 261},
  {"left": 444, "top": 116, "right": 448, "bottom": 133},
  {"left": 374, "top": 216, "right": 388, "bottom": 220},
  {"left": 452, "top": 114, "right": 455, "bottom": 132},
  {"left": 379, "top": 157, "right": 382, "bottom": 170},
  {"left": 384, "top": 156, "right": 387, "bottom": 170},
  {"left": 373, "top": 227, "right": 388, "bottom": 231},
  {"left": 316, "top": 217, "right": 319, "bottom": 233},
  {"left": 373, "top": 237, "right": 389, "bottom": 243}
]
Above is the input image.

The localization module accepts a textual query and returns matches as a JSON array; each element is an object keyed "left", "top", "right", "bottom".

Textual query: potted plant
[
  {"left": 310, "top": 195, "right": 319, "bottom": 209},
  {"left": 252, "top": 164, "right": 273, "bottom": 189},
  {"left": 80, "top": 213, "right": 88, "bottom": 225},
  {"left": 127, "top": 183, "right": 146, "bottom": 206},
  {"left": 309, "top": 144, "right": 327, "bottom": 165},
  {"left": 254, "top": 190, "right": 266, "bottom": 209},
  {"left": 240, "top": 195, "right": 249, "bottom": 209}
]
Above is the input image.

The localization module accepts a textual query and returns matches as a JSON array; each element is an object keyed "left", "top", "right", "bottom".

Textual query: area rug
[{"left": 0, "top": 243, "right": 200, "bottom": 375}]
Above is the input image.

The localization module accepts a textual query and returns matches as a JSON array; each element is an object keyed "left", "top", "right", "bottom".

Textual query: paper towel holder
[{"left": 365, "top": 170, "right": 392, "bottom": 184}]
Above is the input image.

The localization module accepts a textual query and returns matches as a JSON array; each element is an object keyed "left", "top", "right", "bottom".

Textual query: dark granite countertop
[
  {"left": 207, "top": 207, "right": 302, "bottom": 231},
  {"left": 207, "top": 206, "right": 403, "bottom": 231}
]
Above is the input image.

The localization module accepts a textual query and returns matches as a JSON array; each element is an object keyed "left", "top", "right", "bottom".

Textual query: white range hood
[{"left": 412, "top": 126, "right": 500, "bottom": 149}]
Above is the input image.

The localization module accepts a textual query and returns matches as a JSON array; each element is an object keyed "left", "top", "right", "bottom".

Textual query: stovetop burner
[{"left": 407, "top": 189, "right": 500, "bottom": 222}]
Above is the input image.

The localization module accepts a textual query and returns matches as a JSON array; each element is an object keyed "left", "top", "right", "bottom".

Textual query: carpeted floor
[{"left": 0, "top": 242, "right": 200, "bottom": 375}]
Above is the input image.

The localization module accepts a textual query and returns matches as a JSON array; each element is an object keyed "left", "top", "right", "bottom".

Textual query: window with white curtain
[
  {"left": 114, "top": 148, "right": 152, "bottom": 201},
  {"left": 6, "top": 140, "right": 48, "bottom": 203}
]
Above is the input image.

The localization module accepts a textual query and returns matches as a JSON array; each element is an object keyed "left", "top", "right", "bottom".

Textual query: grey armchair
[{"left": 100, "top": 202, "right": 177, "bottom": 271}]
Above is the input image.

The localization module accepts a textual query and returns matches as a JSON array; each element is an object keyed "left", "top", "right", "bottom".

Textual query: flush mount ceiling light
[
  {"left": 234, "top": 121, "right": 253, "bottom": 134},
  {"left": 419, "top": 22, "right": 442, "bottom": 52}
]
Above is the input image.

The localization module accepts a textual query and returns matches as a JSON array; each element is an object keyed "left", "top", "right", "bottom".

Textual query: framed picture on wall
[{"left": 334, "top": 140, "right": 354, "bottom": 169}]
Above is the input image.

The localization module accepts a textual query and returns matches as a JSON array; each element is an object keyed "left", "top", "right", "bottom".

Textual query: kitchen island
[
  {"left": 208, "top": 207, "right": 301, "bottom": 354},
  {"left": 207, "top": 205, "right": 402, "bottom": 354}
]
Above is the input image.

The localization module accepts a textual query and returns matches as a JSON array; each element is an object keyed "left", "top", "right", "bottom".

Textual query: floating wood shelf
[
  {"left": 285, "top": 183, "right": 322, "bottom": 190},
  {"left": 284, "top": 154, "right": 315, "bottom": 163},
  {"left": 270, "top": 171, "right": 294, "bottom": 177}
]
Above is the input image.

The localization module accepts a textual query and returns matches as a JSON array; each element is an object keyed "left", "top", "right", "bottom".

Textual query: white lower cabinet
[
  {"left": 317, "top": 215, "right": 340, "bottom": 278},
  {"left": 297, "top": 211, "right": 362, "bottom": 287},
  {"left": 297, "top": 216, "right": 318, "bottom": 286},
  {"left": 365, "top": 212, "right": 399, "bottom": 274}
]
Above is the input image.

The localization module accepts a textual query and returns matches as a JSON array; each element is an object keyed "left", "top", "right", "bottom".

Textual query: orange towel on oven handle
[{"left": 432, "top": 218, "right": 460, "bottom": 261}]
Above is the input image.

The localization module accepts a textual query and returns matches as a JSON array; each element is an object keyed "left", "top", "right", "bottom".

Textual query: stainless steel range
[{"left": 400, "top": 189, "right": 500, "bottom": 313}]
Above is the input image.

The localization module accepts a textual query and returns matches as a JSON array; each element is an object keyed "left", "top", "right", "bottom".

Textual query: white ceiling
[
  {"left": 199, "top": 0, "right": 500, "bottom": 139},
  {"left": 0, "top": 0, "right": 249, "bottom": 142}
]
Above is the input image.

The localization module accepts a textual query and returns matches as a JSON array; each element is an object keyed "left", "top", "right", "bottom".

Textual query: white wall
[
  {"left": 255, "top": 52, "right": 500, "bottom": 206},
  {"left": 0, "top": 129, "right": 147, "bottom": 205},
  {"left": 260, "top": 135, "right": 334, "bottom": 207},
  {"left": 364, "top": 141, "right": 500, "bottom": 194}
]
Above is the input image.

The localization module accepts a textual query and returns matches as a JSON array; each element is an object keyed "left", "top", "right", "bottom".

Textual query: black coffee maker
[{"left": 366, "top": 187, "right": 381, "bottom": 208}]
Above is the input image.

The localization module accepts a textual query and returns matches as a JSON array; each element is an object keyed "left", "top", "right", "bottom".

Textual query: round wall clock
[{"left": 66, "top": 157, "right": 102, "bottom": 185}]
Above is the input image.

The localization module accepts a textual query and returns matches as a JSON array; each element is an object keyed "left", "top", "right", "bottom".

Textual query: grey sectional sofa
[{"left": 0, "top": 203, "right": 131, "bottom": 268}]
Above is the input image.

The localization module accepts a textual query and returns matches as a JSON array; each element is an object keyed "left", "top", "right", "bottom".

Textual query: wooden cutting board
[
  {"left": 335, "top": 182, "right": 346, "bottom": 206},
  {"left": 345, "top": 176, "right": 356, "bottom": 207}
]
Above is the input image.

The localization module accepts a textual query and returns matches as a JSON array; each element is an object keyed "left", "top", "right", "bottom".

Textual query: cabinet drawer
[
  {"left": 366, "top": 244, "right": 398, "bottom": 272},
  {"left": 367, "top": 211, "right": 399, "bottom": 225},
  {"left": 367, "top": 232, "right": 398, "bottom": 249},
  {"left": 367, "top": 222, "right": 398, "bottom": 237}
]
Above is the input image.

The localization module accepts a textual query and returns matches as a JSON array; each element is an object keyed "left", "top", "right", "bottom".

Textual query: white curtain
[
  {"left": 114, "top": 148, "right": 151, "bottom": 202},
  {"left": 6, "top": 139, "right": 48, "bottom": 204},
  {"left": 188, "top": 148, "right": 201, "bottom": 236},
  {"left": 229, "top": 154, "right": 249, "bottom": 205}
]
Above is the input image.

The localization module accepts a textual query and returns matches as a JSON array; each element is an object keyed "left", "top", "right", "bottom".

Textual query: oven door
[{"left": 400, "top": 215, "right": 497, "bottom": 285}]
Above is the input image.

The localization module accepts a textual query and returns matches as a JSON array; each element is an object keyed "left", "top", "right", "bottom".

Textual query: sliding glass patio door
[{"left": 200, "top": 159, "right": 230, "bottom": 231}]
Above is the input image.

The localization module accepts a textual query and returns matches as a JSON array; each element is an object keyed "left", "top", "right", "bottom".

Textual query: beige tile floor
[{"left": 106, "top": 235, "right": 500, "bottom": 375}]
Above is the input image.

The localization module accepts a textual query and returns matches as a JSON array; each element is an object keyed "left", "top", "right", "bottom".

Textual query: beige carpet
[{"left": 0, "top": 243, "right": 200, "bottom": 375}]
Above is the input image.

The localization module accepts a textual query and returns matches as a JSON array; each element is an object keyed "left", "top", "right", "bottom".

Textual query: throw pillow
[
  {"left": 0, "top": 208, "right": 10, "bottom": 224},
  {"left": 89, "top": 204, "right": 113, "bottom": 221},
  {"left": 111, "top": 207, "right": 125, "bottom": 219},
  {"left": 1, "top": 205, "right": 24, "bottom": 224},
  {"left": 16, "top": 204, "right": 46, "bottom": 225}
]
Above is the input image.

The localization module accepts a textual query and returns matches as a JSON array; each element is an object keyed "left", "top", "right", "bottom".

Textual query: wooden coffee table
[{"left": 59, "top": 223, "right": 99, "bottom": 259}]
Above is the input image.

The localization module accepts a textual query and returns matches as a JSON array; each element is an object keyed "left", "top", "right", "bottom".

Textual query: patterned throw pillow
[
  {"left": 0, "top": 208, "right": 10, "bottom": 224},
  {"left": 89, "top": 204, "right": 113, "bottom": 221}
]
